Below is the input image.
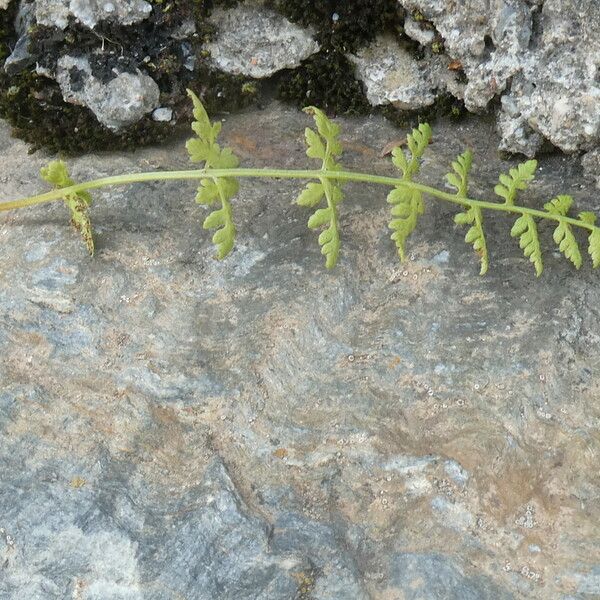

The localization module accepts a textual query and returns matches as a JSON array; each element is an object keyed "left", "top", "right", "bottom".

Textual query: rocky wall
[{"left": 0, "top": 1, "right": 598, "bottom": 168}]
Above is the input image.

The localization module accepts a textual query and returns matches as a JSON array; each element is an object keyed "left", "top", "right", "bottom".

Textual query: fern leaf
[
  {"left": 186, "top": 89, "right": 240, "bottom": 260},
  {"left": 299, "top": 107, "right": 345, "bottom": 269},
  {"left": 511, "top": 214, "right": 543, "bottom": 276},
  {"left": 579, "top": 212, "right": 600, "bottom": 267},
  {"left": 307, "top": 207, "right": 332, "bottom": 228},
  {"left": 195, "top": 179, "right": 219, "bottom": 205},
  {"left": 303, "top": 107, "right": 342, "bottom": 157},
  {"left": 387, "top": 187, "right": 424, "bottom": 261},
  {"left": 446, "top": 150, "right": 473, "bottom": 197},
  {"left": 494, "top": 160, "right": 537, "bottom": 205},
  {"left": 544, "top": 195, "right": 582, "bottom": 269},
  {"left": 455, "top": 207, "right": 489, "bottom": 275},
  {"left": 589, "top": 229, "right": 600, "bottom": 268},
  {"left": 40, "top": 160, "right": 94, "bottom": 256},
  {"left": 304, "top": 128, "right": 326, "bottom": 160},
  {"left": 318, "top": 223, "right": 340, "bottom": 269},
  {"left": 296, "top": 182, "right": 325, "bottom": 208},
  {"left": 211, "top": 219, "right": 236, "bottom": 260},
  {"left": 386, "top": 123, "right": 432, "bottom": 261},
  {"left": 447, "top": 150, "right": 487, "bottom": 273},
  {"left": 391, "top": 146, "right": 409, "bottom": 175},
  {"left": 392, "top": 123, "right": 432, "bottom": 179}
]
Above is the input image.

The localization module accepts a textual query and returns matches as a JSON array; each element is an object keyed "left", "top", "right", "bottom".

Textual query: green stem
[{"left": 1, "top": 167, "right": 595, "bottom": 232}]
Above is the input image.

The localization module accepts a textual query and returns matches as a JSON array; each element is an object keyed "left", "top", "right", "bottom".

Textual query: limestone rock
[
  {"left": 54, "top": 55, "right": 159, "bottom": 130},
  {"left": 497, "top": 84, "right": 545, "bottom": 157},
  {"left": 205, "top": 5, "right": 320, "bottom": 79},
  {"left": 349, "top": 35, "right": 437, "bottom": 108},
  {"left": 396, "top": 0, "right": 600, "bottom": 155},
  {"left": 398, "top": 0, "right": 532, "bottom": 112},
  {"left": 498, "top": 0, "right": 600, "bottom": 154},
  {"left": 33, "top": 0, "right": 153, "bottom": 29},
  {"left": 152, "top": 107, "right": 173, "bottom": 122},
  {"left": 403, "top": 15, "right": 436, "bottom": 46},
  {"left": 582, "top": 148, "right": 600, "bottom": 190}
]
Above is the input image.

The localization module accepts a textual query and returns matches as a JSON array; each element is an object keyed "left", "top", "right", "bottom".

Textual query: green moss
[
  {"left": 0, "top": 0, "right": 18, "bottom": 63},
  {"left": 277, "top": 49, "right": 370, "bottom": 115},
  {"left": 268, "top": 0, "right": 403, "bottom": 53},
  {"left": 0, "top": 0, "right": 457, "bottom": 154},
  {"left": 0, "top": 0, "right": 259, "bottom": 154},
  {"left": 272, "top": 0, "right": 406, "bottom": 116},
  {"left": 188, "top": 67, "right": 258, "bottom": 115},
  {"left": 431, "top": 39, "right": 445, "bottom": 54},
  {"left": 0, "top": 72, "right": 176, "bottom": 155}
]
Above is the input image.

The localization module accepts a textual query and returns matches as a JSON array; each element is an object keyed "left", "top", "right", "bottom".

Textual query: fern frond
[
  {"left": 511, "top": 214, "right": 543, "bottom": 276},
  {"left": 298, "top": 106, "right": 344, "bottom": 269},
  {"left": 186, "top": 89, "right": 240, "bottom": 260},
  {"left": 297, "top": 182, "right": 325, "bottom": 208},
  {"left": 386, "top": 123, "right": 432, "bottom": 261},
  {"left": 446, "top": 150, "right": 473, "bottom": 197},
  {"left": 40, "top": 160, "right": 94, "bottom": 256},
  {"left": 387, "top": 187, "right": 424, "bottom": 261},
  {"left": 544, "top": 195, "right": 582, "bottom": 269},
  {"left": 579, "top": 212, "right": 600, "bottom": 268},
  {"left": 11, "top": 101, "right": 600, "bottom": 280},
  {"left": 494, "top": 160, "right": 537, "bottom": 205},
  {"left": 392, "top": 123, "right": 432, "bottom": 180},
  {"left": 305, "top": 106, "right": 343, "bottom": 157},
  {"left": 455, "top": 207, "right": 489, "bottom": 275},
  {"left": 448, "top": 150, "right": 489, "bottom": 274}
]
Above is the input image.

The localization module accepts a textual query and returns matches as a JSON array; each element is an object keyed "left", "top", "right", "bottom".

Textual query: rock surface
[
  {"left": 396, "top": 0, "right": 600, "bottom": 155},
  {"left": 582, "top": 148, "right": 600, "bottom": 190},
  {"left": 206, "top": 5, "right": 320, "bottom": 79},
  {"left": 2, "top": 103, "right": 600, "bottom": 598},
  {"left": 55, "top": 55, "right": 160, "bottom": 130},
  {"left": 33, "top": 0, "right": 153, "bottom": 29},
  {"left": 1, "top": 0, "right": 598, "bottom": 160},
  {"left": 349, "top": 35, "right": 436, "bottom": 108}
]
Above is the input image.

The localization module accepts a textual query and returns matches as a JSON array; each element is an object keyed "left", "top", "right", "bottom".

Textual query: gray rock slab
[
  {"left": 1, "top": 103, "right": 600, "bottom": 598},
  {"left": 205, "top": 4, "right": 320, "bottom": 79}
]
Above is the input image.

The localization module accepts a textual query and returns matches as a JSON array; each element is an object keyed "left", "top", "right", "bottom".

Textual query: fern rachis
[{"left": 2, "top": 90, "right": 599, "bottom": 278}]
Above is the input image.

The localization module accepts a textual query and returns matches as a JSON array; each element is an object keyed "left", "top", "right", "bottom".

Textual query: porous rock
[
  {"left": 403, "top": 15, "right": 436, "bottom": 46},
  {"left": 398, "top": 0, "right": 532, "bottom": 112},
  {"left": 1, "top": 0, "right": 599, "bottom": 159},
  {"left": 497, "top": 0, "right": 600, "bottom": 154},
  {"left": 395, "top": 0, "right": 600, "bottom": 155},
  {"left": 34, "top": 0, "right": 153, "bottom": 29},
  {"left": 348, "top": 35, "right": 437, "bottom": 108},
  {"left": 582, "top": 148, "right": 600, "bottom": 190},
  {"left": 205, "top": 4, "right": 320, "bottom": 79},
  {"left": 54, "top": 55, "right": 160, "bottom": 130},
  {"left": 152, "top": 107, "right": 173, "bottom": 122}
]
